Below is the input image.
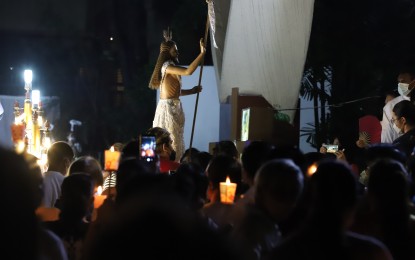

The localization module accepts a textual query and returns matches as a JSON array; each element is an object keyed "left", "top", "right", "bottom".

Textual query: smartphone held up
[
  {"left": 322, "top": 144, "right": 339, "bottom": 153},
  {"left": 139, "top": 135, "right": 157, "bottom": 162}
]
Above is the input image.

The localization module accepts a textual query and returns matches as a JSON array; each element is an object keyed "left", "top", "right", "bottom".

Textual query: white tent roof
[{"left": 210, "top": 0, "right": 315, "bottom": 122}]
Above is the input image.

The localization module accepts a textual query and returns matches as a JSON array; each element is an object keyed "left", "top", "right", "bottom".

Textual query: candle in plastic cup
[
  {"left": 104, "top": 146, "right": 121, "bottom": 171},
  {"left": 220, "top": 176, "right": 237, "bottom": 204},
  {"left": 94, "top": 186, "right": 107, "bottom": 209}
]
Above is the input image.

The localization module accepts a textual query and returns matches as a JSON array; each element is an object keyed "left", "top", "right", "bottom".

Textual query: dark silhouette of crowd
[{"left": 3, "top": 122, "right": 415, "bottom": 260}]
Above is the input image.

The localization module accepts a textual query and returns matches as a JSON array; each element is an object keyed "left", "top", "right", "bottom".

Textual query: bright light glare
[
  {"left": 97, "top": 186, "right": 103, "bottom": 195},
  {"left": 32, "top": 90, "right": 40, "bottom": 105},
  {"left": 24, "top": 70, "right": 33, "bottom": 84},
  {"left": 16, "top": 140, "right": 25, "bottom": 153},
  {"left": 43, "top": 136, "right": 51, "bottom": 149},
  {"left": 307, "top": 163, "right": 318, "bottom": 177}
]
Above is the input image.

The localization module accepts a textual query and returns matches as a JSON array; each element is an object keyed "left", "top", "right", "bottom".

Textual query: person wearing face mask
[
  {"left": 381, "top": 68, "right": 415, "bottom": 143},
  {"left": 391, "top": 100, "right": 415, "bottom": 159}
]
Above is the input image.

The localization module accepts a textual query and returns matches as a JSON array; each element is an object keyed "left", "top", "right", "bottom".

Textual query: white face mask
[
  {"left": 398, "top": 83, "right": 412, "bottom": 96},
  {"left": 393, "top": 123, "right": 402, "bottom": 135}
]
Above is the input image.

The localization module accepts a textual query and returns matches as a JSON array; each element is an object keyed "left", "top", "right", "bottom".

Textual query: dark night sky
[
  {"left": 3, "top": 0, "right": 415, "bottom": 152},
  {"left": 0, "top": 0, "right": 208, "bottom": 153},
  {"left": 0, "top": 0, "right": 87, "bottom": 32}
]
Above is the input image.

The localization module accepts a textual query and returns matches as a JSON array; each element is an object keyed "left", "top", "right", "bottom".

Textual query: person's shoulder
[
  {"left": 43, "top": 171, "right": 64, "bottom": 180},
  {"left": 389, "top": 95, "right": 407, "bottom": 106},
  {"left": 384, "top": 95, "right": 403, "bottom": 109},
  {"left": 39, "top": 227, "right": 69, "bottom": 260},
  {"left": 346, "top": 231, "right": 393, "bottom": 259}
]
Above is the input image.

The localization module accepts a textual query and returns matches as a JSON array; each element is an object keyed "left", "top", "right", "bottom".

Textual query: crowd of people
[
  {"left": 3, "top": 39, "right": 415, "bottom": 258},
  {"left": 2, "top": 119, "right": 415, "bottom": 259}
]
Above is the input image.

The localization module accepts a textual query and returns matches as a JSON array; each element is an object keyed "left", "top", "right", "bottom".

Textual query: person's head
[
  {"left": 366, "top": 158, "right": 412, "bottom": 260},
  {"left": 115, "top": 158, "right": 155, "bottom": 205},
  {"left": 367, "top": 159, "right": 410, "bottom": 207},
  {"left": 267, "top": 144, "right": 306, "bottom": 175},
  {"left": 173, "top": 162, "right": 208, "bottom": 210},
  {"left": 47, "top": 141, "right": 75, "bottom": 174},
  {"left": 240, "top": 141, "right": 275, "bottom": 186},
  {"left": 149, "top": 29, "right": 178, "bottom": 89},
  {"left": 121, "top": 139, "right": 140, "bottom": 161},
  {"left": 83, "top": 189, "right": 241, "bottom": 260},
  {"left": 146, "top": 127, "right": 175, "bottom": 161},
  {"left": 364, "top": 143, "right": 407, "bottom": 167},
  {"left": 195, "top": 151, "right": 213, "bottom": 172},
  {"left": 254, "top": 159, "right": 304, "bottom": 222},
  {"left": 392, "top": 100, "right": 415, "bottom": 133},
  {"left": 59, "top": 173, "right": 95, "bottom": 221},
  {"left": 180, "top": 148, "right": 200, "bottom": 164},
  {"left": 0, "top": 147, "right": 42, "bottom": 258},
  {"left": 397, "top": 66, "right": 415, "bottom": 97},
  {"left": 309, "top": 160, "right": 358, "bottom": 229},
  {"left": 212, "top": 140, "right": 239, "bottom": 159},
  {"left": 68, "top": 156, "right": 104, "bottom": 190}
]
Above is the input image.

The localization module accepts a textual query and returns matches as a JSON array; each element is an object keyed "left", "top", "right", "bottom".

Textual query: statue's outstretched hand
[{"left": 193, "top": 85, "right": 202, "bottom": 94}]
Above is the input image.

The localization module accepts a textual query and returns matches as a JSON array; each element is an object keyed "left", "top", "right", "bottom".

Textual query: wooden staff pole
[{"left": 188, "top": 13, "right": 210, "bottom": 155}]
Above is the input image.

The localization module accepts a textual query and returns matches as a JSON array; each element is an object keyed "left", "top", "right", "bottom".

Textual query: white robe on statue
[{"left": 153, "top": 61, "right": 185, "bottom": 161}]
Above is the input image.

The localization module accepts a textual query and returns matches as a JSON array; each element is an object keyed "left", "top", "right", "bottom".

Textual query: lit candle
[
  {"left": 94, "top": 186, "right": 107, "bottom": 209},
  {"left": 307, "top": 163, "right": 318, "bottom": 177},
  {"left": 219, "top": 176, "right": 237, "bottom": 204},
  {"left": 104, "top": 146, "right": 121, "bottom": 171}
]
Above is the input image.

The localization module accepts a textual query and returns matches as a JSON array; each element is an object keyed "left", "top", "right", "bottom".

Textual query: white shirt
[
  {"left": 381, "top": 95, "right": 409, "bottom": 143},
  {"left": 42, "top": 171, "right": 65, "bottom": 208}
]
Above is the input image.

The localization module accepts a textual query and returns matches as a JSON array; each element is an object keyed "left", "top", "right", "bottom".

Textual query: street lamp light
[
  {"left": 24, "top": 69, "right": 33, "bottom": 91},
  {"left": 32, "top": 90, "right": 40, "bottom": 107}
]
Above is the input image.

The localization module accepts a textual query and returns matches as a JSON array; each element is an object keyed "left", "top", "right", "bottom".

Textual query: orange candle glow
[
  {"left": 10, "top": 123, "right": 25, "bottom": 143},
  {"left": 104, "top": 146, "right": 121, "bottom": 171},
  {"left": 219, "top": 176, "right": 237, "bottom": 204},
  {"left": 94, "top": 186, "right": 107, "bottom": 209},
  {"left": 307, "top": 163, "right": 318, "bottom": 177}
]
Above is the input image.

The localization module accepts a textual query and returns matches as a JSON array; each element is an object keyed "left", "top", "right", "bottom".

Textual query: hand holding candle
[
  {"left": 104, "top": 146, "right": 121, "bottom": 171},
  {"left": 220, "top": 176, "right": 237, "bottom": 204}
]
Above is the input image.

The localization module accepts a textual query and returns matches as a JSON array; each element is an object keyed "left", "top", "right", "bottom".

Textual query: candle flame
[
  {"left": 225, "top": 176, "right": 231, "bottom": 184},
  {"left": 97, "top": 186, "right": 103, "bottom": 195},
  {"left": 16, "top": 140, "right": 25, "bottom": 153},
  {"left": 110, "top": 146, "right": 115, "bottom": 152},
  {"left": 307, "top": 163, "right": 318, "bottom": 177}
]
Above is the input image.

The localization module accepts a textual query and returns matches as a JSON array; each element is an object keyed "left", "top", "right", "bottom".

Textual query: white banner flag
[{"left": 207, "top": 0, "right": 218, "bottom": 48}]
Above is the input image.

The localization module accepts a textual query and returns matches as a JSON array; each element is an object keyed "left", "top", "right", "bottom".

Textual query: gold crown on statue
[{"left": 163, "top": 27, "right": 173, "bottom": 42}]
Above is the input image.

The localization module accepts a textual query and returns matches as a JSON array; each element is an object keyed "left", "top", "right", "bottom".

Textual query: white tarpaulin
[{"left": 211, "top": 0, "right": 315, "bottom": 122}]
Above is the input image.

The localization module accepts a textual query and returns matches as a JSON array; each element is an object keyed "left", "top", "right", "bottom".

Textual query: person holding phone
[
  {"left": 145, "top": 127, "right": 180, "bottom": 174},
  {"left": 148, "top": 28, "right": 206, "bottom": 161},
  {"left": 320, "top": 136, "right": 363, "bottom": 176}
]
